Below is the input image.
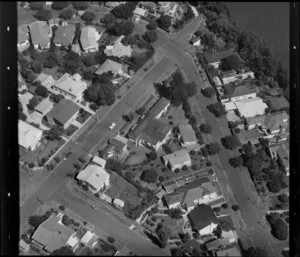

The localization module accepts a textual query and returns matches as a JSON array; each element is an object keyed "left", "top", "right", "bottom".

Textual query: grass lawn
[
  {"left": 218, "top": 215, "right": 236, "bottom": 232},
  {"left": 65, "top": 124, "right": 79, "bottom": 137},
  {"left": 125, "top": 148, "right": 149, "bottom": 166},
  {"left": 161, "top": 216, "right": 184, "bottom": 238}
]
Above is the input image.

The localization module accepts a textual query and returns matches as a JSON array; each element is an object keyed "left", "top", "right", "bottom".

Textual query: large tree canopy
[
  {"left": 219, "top": 54, "right": 243, "bottom": 71},
  {"left": 35, "top": 9, "right": 52, "bottom": 21}
]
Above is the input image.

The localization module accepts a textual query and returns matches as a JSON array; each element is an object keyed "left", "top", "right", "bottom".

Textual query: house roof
[
  {"left": 31, "top": 214, "right": 75, "bottom": 253},
  {"left": 77, "top": 164, "right": 110, "bottom": 192},
  {"left": 149, "top": 97, "right": 170, "bottom": 118},
  {"left": 95, "top": 59, "right": 124, "bottom": 77},
  {"left": 53, "top": 73, "right": 87, "bottom": 98},
  {"left": 221, "top": 70, "right": 236, "bottom": 78},
  {"left": 263, "top": 111, "right": 289, "bottom": 132},
  {"left": 224, "top": 83, "right": 257, "bottom": 100},
  {"left": 92, "top": 156, "right": 107, "bottom": 168},
  {"left": 18, "top": 120, "right": 43, "bottom": 149},
  {"left": 163, "top": 149, "right": 191, "bottom": 168},
  {"left": 188, "top": 204, "right": 219, "bottom": 231},
  {"left": 104, "top": 35, "right": 133, "bottom": 58},
  {"left": 34, "top": 73, "right": 55, "bottom": 88},
  {"left": 236, "top": 128, "right": 264, "bottom": 144},
  {"left": 245, "top": 115, "right": 266, "bottom": 127},
  {"left": 235, "top": 97, "right": 268, "bottom": 118},
  {"left": 204, "top": 48, "right": 234, "bottom": 64},
  {"left": 28, "top": 21, "right": 50, "bottom": 47},
  {"left": 18, "top": 26, "right": 29, "bottom": 43},
  {"left": 35, "top": 98, "right": 53, "bottom": 115},
  {"left": 163, "top": 180, "right": 179, "bottom": 193},
  {"left": 80, "top": 231, "right": 95, "bottom": 244},
  {"left": 53, "top": 25, "right": 76, "bottom": 46},
  {"left": 178, "top": 124, "right": 197, "bottom": 143},
  {"left": 80, "top": 26, "right": 103, "bottom": 50},
  {"left": 109, "top": 135, "right": 128, "bottom": 150},
  {"left": 133, "top": 6, "right": 146, "bottom": 16},
  {"left": 113, "top": 198, "right": 125, "bottom": 207},
  {"left": 46, "top": 99, "right": 80, "bottom": 126},
  {"left": 164, "top": 192, "right": 184, "bottom": 206},
  {"left": 190, "top": 36, "right": 201, "bottom": 43}
]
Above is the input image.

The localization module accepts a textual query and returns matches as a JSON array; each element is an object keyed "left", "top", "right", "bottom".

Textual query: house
[
  {"left": 80, "top": 231, "right": 98, "bottom": 248},
  {"left": 77, "top": 164, "right": 110, "bottom": 193},
  {"left": 34, "top": 73, "right": 55, "bottom": 90},
  {"left": 149, "top": 97, "right": 170, "bottom": 119},
  {"left": 104, "top": 35, "right": 133, "bottom": 58},
  {"left": 92, "top": 156, "right": 106, "bottom": 168},
  {"left": 235, "top": 97, "right": 268, "bottom": 118},
  {"left": 52, "top": 73, "right": 87, "bottom": 101},
  {"left": 18, "top": 26, "right": 30, "bottom": 52},
  {"left": 162, "top": 149, "right": 192, "bottom": 171},
  {"left": 19, "top": 120, "right": 43, "bottom": 151},
  {"left": 163, "top": 192, "right": 184, "bottom": 209},
  {"left": 113, "top": 198, "right": 125, "bottom": 209},
  {"left": 19, "top": 239, "right": 30, "bottom": 252},
  {"left": 28, "top": 21, "right": 51, "bottom": 49},
  {"left": 236, "top": 128, "right": 264, "bottom": 145},
  {"left": 53, "top": 25, "right": 76, "bottom": 48},
  {"left": 221, "top": 70, "right": 255, "bottom": 85},
  {"left": 46, "top": 99, "right": 80, "bottom": 129},
  {"left": 95, "top": 59, "right": 130, "bottom": 78},
  {"left": 80, "top": 26, "right": 103, "bottom": 53},
  {"left": 190, "top": 36, "right": 201, "bottom": 46},
  {"left": 268, "top": 142, "right": 289, "bottom": 175},
  {"left": 34, "top": 98, "right": 53, "bottom": 116},
  {"left": 187, "top": 204, "right": 219, "bottom": 236},
  {"left": 162, "top": 180, "right": 179, "bottom": 194},
  {"left": 221, "top": 82, "right": 257, "bottom": 103},
  {"left": 31, "top": 213, "right": 78, "bottom": 253},
  {"left": 267, "top": 96, "right": 289, "bottom": 112},
  {"left": 108, "top": 134, "right": 128, "bottom": 152},
  {"left": 133, "top": 6, "right": 146, "bottom": 22},
  {"left": 178, "top": 124, "right": 197, "bottom": 148},
  {"left": 213, "top": 76, "right": 222, "bottom": 87},
  {"left": 204, "top": 49, "right": 234, "bottom": 69}
]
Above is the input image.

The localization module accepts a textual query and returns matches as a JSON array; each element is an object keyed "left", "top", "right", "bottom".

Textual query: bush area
[{"left": 266, "top": 213, "right": 288, "bottom": 241}]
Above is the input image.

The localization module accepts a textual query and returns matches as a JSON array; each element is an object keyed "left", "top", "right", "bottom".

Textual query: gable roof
[
  {"left": 188, "top": 204, "right": 219, "bottom": 231},
  {"left": 224, "top": 83, "right": 257, "bottom": 100},
  {"left": 178, "top": 124, "right": 197, "bottom": 143},
  {"left": 32, "top": 214, "right": 75, "bottom": 253},
  {"left": 92, "top": 156, "right": 107, "bottom": 168},
  {"left": 53, "top": 25, "right": 76, "bottom": 46},
  {"left": 18, "top": 26, "right": 29, "bottom": 43},
  {"left": 164, "top": 192, "right": 184, "bottom": 206},
  {"left": 104, "top": 35, "right": 133, "bottom": 58},
  {"left": 263, "top": 111, "right": 289, "bottom": 132},
  {"left": 149, "top": 97, "right": 170, "bottom": 118},
  {"left": 235, "top": 97, "right": 268, "bottom": 118},
  {"left": 80, "top": 26, "right": 103, "bottom": 50},
  {"left": 28, "top": 21, "right": 51, "bottom": 47},
  {"left": 46, "top": 99, "right": 80, "bottom": 125},
  {"left": 95, "top": 59, "right": 124, "bottom": 77},
  {"left": 109, "top": 135, "right": 128, "bottom": 150},
  {"left": 34, "top": 98, "right": 53, "bottom": 115},
  {"left": 19, "top": 120, "right": 43, "bottom": 149},
  {"left": 163, "top": 149, "right": 191, "bottom": 167},
  {"left": 77, "top": 164, "right": 110, "bottom": 191},
  {"left": 162, "top": 180, "right": 179, "bottom": 193},
  {"left": 204, "top": 48, "right": 234, "bottom": 64},
  {"left": 34, "top": 73, "right": 55, "bottom": 88},
  {"left": 190, "top": 36, "right": 201, "bottom": 43}
]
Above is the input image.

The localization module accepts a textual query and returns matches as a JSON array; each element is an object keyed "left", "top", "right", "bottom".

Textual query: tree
[
  {"left": 144, "top": 30, "right": 158, "bottom": 43},
  {"left": 219, "top": 54, "right": 243, "bottom": 71},
  {"left": 107, "top": 237, "right": 115, "bottom": 244},
  {"left": 199, "top": 123, "right": 212, "bottom": 134},
  {"left": 169, "top": 208, "right": 183, "bottom": 219},
  {"left": 29, "top": 2, "right": 45, "bottom": 10},
  {"left": 146, "top": 20, "right": 158, "bottom": 30},
  {"left": 50, "top": 94, "right": 65, "bottom": 103},
  {"left": 111, "top": 4, "right": 134, "bottom": 19},
  {"left": 43, "top": 126, "right": 64, "bottom": 141},
  {"left": 28, "top": 215, "right": 48, "bottom": 228},
  {"left": 101, "top": 13, "right": 116, "bottom": 28},
  {"left": 105, "top": 158, "right": 124, "bottom": 173},
  {"left": 205, "top": 142, "right": 221, "bottom": 155},
  {"left": 52, "top": 246, "right": 75, "bottom": 256},
  {"left": 201, "top": 87, "right": 215, "bottom": 98},
  {"left": 82, "top": 69, "right": 94, "bottom": 81},
  {"left": 72, "top": 2, "right": 89, "bottom": 10},
  {"left": 136, "top": 106, "right": 145, "bottom": 115},
  {"left": 82, "top": 55, "right": 96, "bottom": 67},
  {"left": 19, "top": 112, "right": 27, "bottom": 121},
  {"left": 155, "top": 223, "right": 172, "bottom": 248},
  {"left": 28, "top": 96, "right": 39, "bottom": 110},
  {"left": 35, "top": 9, "right": 52, "bottom": 21},
  {"left": 59, "top": 8, "right": 75, "bottom": 20},
  {"left": 146, "top": 151, "right": 157, "bottom": 161},
  {"left": 31, "top": 61, "right": 43, "bottom": 73},
  {"left": 207, "top": 102, "right": 226, "bottom": 117},
  {"left": 229, "top": 156, "right": 243, "bottom": 168},
  {"left": 81, "top": 11, "right": 96, "bottom": 23},
  {"left": 232, "top": 205, "right": 239, "bottom": 211},
  {"left": 244, "top": 247, "right": 268, "bottom": 257},
  {"left": 170, "top": 247, "right": 185, "bottom": 257},
  {"left": 221, "top": 135, "right": 241, "bottom": 150},
  {"left": 110, "top": 21, "right": 134, "bottom": 36},
  {"left": 157, "top": 15, "right": 172, "bottom": 30},
  {"left": 123, "top": 112, "right": 134, "bottom": 122},
  {"left": 35, "top": 85, "right": 49, "bottom": 98},
  {"left": 140, "top": 169, "right": 158, "bottom": 183},
  {"left": 241, "top": 144, "right": 254, "bottom": 155},
  {"left": 278, "top": 194, "right": 289, "bottom": 203},
  {"left": 51, "top": 2, "right": 68, "bottom": 10},
  {"left": 266, "top": 213, "right": 288, "bottom": 240},
  {"left": 26, "top": 72, "right": 37, "bottom": 83}
]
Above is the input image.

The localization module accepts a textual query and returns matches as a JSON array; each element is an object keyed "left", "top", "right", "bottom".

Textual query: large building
[
  {"left": 77, "top": 164, "right": 110, "bottom": 193},
  {"left": 162, "top": 149, "right": 192, "bottom": 171},
  {"left": 235, "top": 97, "right": 268, "bottom": 118},
  {"left": 19, "top": 120, "right": 43, "bottom": 151},
  {"left": 28, "top": 21, "right": 51, "bottom": 49}
]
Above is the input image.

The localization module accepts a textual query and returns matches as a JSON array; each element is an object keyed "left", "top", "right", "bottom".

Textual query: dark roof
[
  {"left": 109, "top": 137, "right": 126, "bottom": 150},
  {"left": 46, "top": 99, "right": 80, "bottom": 126},
  {"left": 163, "top": 180, "right": 178, "bottom": 193},
  {"left": 188, "top": 204, "right": 219, "bottom": 231},
  {"left": 224, "top": 83, "right": 257, "bottom": 100},
  {"left": 236, "top": 128, "right": 263, "bottom": 144},
  {"left": 204, "top": 48, "right": 234, "bottom": 64},
  {"left": 53, "top": 25, "right": 76, "bottom": 46}
]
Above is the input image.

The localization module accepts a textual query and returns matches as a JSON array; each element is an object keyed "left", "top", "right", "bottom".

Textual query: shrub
[
  {"left": 174, "top": 168, "right": 181, "bottom": 173},
  {"left": 221, "top": 135, "right": 241, "bottom": 150},
  {"left": 81, "top": 11, "right": 96, "bottom": 23},
  {"left": 169, "top": 208, "right": 183, "bottom": 219},
  {"left": 181, "top": 165, "right": 188, "bottom": 171},
  {"left": 51, "top": 2, "right": 68, "bottom": 10},
  {"left": 232, "top": 205, "right": 239, "bottom": 211},
  {"left": 229, "top": 156, "right": 244, "bottom": 168},
  {"left": 213, "top": 207, "right": 220, "bottom": 213},
  {"left": 144, "top": 30, "right": 158, "bottom": 43},
  {"left": 191, "top": 164, "right": 197, "bottom": 171},
  {"left": 28, "top": 215, "right": 48, "bottom": 228},
  {"left": 59, "top": 8, "right": 75, "bottom": 20},
  {"left": 35, "top": 85, "right": 49, "bottom": 98},
  {"left": 72, "top": 2, "right": 89, "bottom": 10},
  {"left": 221, "top": 203, "right": 228, "bottom": 209},
  {"left": 62, "top": 215, "right": 72, "bottom": 226},
  {"left": 146, "top": 151, "right": 157, "bottom": 160},
  {"left": 54, "top": 156, "right": 61, "bottom": 163},
  {"left": 200, "top": 123, "right": 212, "bottom": 134},
  {"left": 82, "top": 184, "right": 89, "bottom": 191},
  {"left": 35, "top": 9, "right": 52, "bottom": 21},
  {"left": 59, "top": 205, "right": 65, "bottom": 211},
  {"left": 146, "top": 20, "right": 158, "bottom": 30},
  {"left": 107, "top": 237, "right": 115, "bottom": 244},
  {"left": 29, "top": 2, "right": 45, "bottom": 10},
  {"left": 158, "top": 176, "right": 165, "bottom": 182},
  {"left": 201, "top": 87, "right": 215, "bottom": 98},
  {"left": 140, "top": 169, "right": 158, "bottom": 183},
  {"left": 28, "top": 163, "right": 35, "bottom": 168},
  {"left": 205, "top": 142, "right": 221, "bottom": 155}
]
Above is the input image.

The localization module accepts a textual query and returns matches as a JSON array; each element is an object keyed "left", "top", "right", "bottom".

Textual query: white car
[{"left": 109, "top": 122, "right": 116, "bottom": 130}]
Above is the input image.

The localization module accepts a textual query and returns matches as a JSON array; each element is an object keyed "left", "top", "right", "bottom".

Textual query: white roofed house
[
  {"left": 133, "top": 6, "right": 146, "bottom": 22},
  {"left": 80, "top": 231, "right": 98, "bottom": 248},
  {"left": 28, "top": 21, "right": 52, "bottom": 49},
  {"left": 19, "top": 120, "right": 43, "bottom": 151},
  {"left": 18, "top": 26, "right": 30, "bottom": 52},
  {"left": 235, "top": 97, "right": 268, "bottom": 118},
  {"left": 92, "top": 156, "right": 107, "bottom": 168},
  {"left": 80, "top": 26, "right": 104, "bottom": 53},
  {"left": 51, "top": 73, "right": 87, "bottom": 102},
  {"left": 95, "top": 59, "right": 131, "bottom": 79},
  {"left": 104, "top": 35, "right": 133, "bottom": 58},
  {"left": 162, "top": 149, "right": 192, "bottom": 171},
  {"left": 77, "top": 165, "right": 110, "bottom": 193}
]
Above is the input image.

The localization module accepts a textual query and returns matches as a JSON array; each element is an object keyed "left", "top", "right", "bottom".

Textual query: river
[{"left": 227, "top": 2, "right": 289, "bottom": 71}]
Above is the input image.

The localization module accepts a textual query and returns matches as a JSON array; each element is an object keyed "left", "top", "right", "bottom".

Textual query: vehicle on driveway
[{"left": 109, "top": 122, "right": 116, "bottom": 130}]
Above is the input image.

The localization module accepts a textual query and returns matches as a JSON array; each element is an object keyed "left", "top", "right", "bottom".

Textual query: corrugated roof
[
  {"left": 53, "top": 25, "right": 76, "bottom": 46},
  {"left": 28, "top": 21, "right": 50, "bottom": 47},
  {"left": 46, "top": 99, "right": 80, "bottom": 126}
]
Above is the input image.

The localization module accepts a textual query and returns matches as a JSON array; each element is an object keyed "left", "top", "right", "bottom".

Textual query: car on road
[
  {"left": 91, "top": 205, "right": 98, "bottom": 210},
  {"left": 109, "top": 122, "right": 116, "bottom": 130}
]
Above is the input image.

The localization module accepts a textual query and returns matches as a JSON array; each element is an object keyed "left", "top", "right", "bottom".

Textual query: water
[{"left": 227, "top": 2, "right": 289, "bottom": 70}]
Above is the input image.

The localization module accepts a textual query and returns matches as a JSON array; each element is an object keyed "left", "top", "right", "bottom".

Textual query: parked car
[{"left": 109, "top": 122, "right": 116, "bottom": 130}]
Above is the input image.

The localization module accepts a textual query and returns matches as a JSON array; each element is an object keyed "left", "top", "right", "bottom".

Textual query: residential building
[
  {"left": 133, "top": 6, "right": 146, "bottom": 22},
  {"left": 77, "top": 164, "right": 110, "bottom": 193},
  {"left": 80, "top": 231, "right": 98, "bottom": 248},
  {"left": 19, "top": 120, "right": 43, "bottom": 151},
  {"left": 18, "top": 26, "right": 30, "bottom": 52},
  {"left": 221, "top": 70, "right": 255, "bottom": 85},
  {"left": 34, "top": 98, "right": 53, "bottom": 116},
  {"left": 164, "top": 192, "right": 184, "bottom": 209},
  {"left": 71, "top": 44, "right": 81, "bottom": 54},
  {"left": 235, "top": 97, "right": 268, "bottom": 118},
  {"left": 52, "top": 73, "right": 87, "bottom": 101},
  {"left": 188, "top": 204, "right": 219, "bottom": 236},
  {"left": 34, "top": 73, "right": 55, "bottom": 90},
  {"left": 221, "top": 82, "right": 257, "bottom": 103},
  {"left": 108, "top": 134, "right": 128, "bottom": 152},
  {"left": 19, "top": 239, "right": 30, "bottom": 253},
  {"left": 204, "top": 48, "right": 234, "bottom": 69},
  {"left": 48, "top": 18, "right": 66, "bottom": 28},
  {"left": 95, "top": 59, "right": 130, "bottom": 78},
  {"left": 268, "top": 142, "right": 289, "bottom": 176},
  {"left": 149, "top": 97, "right": 170, "bottom": 119},
  {"left": 46, "top": 99, "right": 80, "bottom": 129},
  {"left": 113, "top": 198, "right": 125, "bottom": 209},
  {"left": 53, "top": 25, "right": 76, "bottom": 48},
  {"left": 162, "top": 149, "right": 192, "bottom": 171},
  {"left": 178, "top": 124, "right": 197, "bottom": 148},
  {"left": 28, "top": 21, "right": 51, "bottom": 49},
  {"left": 190, "top": 36, "right": 201, "bottom": 46},
  {"left": 213, "top": 76, "right": 222, "bottom": 87},
  {"left": 80, "top": 26, "right": 103, "bottom": 53},
  {"left": 31, "top": 213, "right": 78, "bottom": 253},
  {"left": 162, "top": 180, "right": 179, "bottom": 194},
  {"left": 104, "top": 35, "right": 133, "bottom": 58},
  {"left": 236, "top": 128, "right": 265, "bottom": 145},
  {"left": 92, "top": 156, "right": 107, "bottom": 168}
]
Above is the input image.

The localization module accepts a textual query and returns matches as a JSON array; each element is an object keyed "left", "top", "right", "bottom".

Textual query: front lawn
[
  {"left": 218, "top": 215, "right": 236, "bottom": 232},
  {"left": 65, "top": 124, "right": 79, "bottom": 137},
  {"left": 80, "top": 239, "right": 117, "bottom": 256}
]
